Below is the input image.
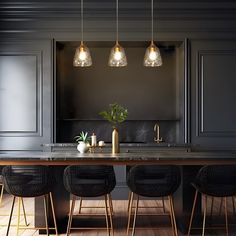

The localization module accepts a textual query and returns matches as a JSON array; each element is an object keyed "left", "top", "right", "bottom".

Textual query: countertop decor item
[
  {"left": 143, "top": 0, "right": 162, "bottom": 67},
  {"left": 99, "top": 103, "right": 128, "bottom": 154},
  {"left": 73, "top": 0, "right": 92, "bottom": 67},
  {"left": 74, "top": 131, "right": 91, "bottom": 153},
  {"left": 108, "top": 0, "right": 127, "bottom": 67}
]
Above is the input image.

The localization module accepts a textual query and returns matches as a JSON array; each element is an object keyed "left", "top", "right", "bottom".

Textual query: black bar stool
[
  {"left": 126, "top": 166, "right": 166, "bottom": 214},
  {"left": 2, "top": 165, "right": 58, "bottom": 236},
  {"left": 126, "top": 165, "right": 181, "bottom": 236},
  {"left": 188, "top": 165, "right": 236, "bottom": 236},
  {"left": 63, "top": 165, "right": 116, "bottom": 236}
]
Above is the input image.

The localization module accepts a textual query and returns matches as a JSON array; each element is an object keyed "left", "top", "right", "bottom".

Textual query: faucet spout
[{"left": 154, "top": 123, "right": 163, "bottom": 143}]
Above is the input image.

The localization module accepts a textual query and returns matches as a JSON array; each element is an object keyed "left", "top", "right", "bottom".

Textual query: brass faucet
[{"left": 154, "top": 123, "right": 163, "bottom": 143}]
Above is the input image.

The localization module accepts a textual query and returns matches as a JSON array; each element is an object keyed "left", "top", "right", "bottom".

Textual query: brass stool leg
[
  {"left": 108, "top": 194, "right": 114, "bottom": 215},
  {"left": 16, "top": 197, "right": 21, "bottom": 236},
  {"left": 67, "top": 195, "right": 76, "bottom": 236},
  {"left": 170, "top": 196, "right": 178, "bottom": 236},
  {"left": 6, "top": 196, "right": 16, "bottom": 236},
  {"left": 78, "top": 197, "right": 82, "bottom": 213},
  {"left": 168, "top": 196, "right": 176, "bottom": 236},
  {"left": 107, "top": 194, "right": 114, "bottom": 236},
  {"left": 104, "top": 195, "right": 110, "bottom": 236},
  {"left": 127, "top": 191, "right": 131, "bottom": 212},
  {"left": 202, "top": 195, "right": 207, "bottom": 236},
  {"left": 43, "top": 195, "right": 49, "bottom": 236},
  {"left": 210, "top": 197, "right": 214, "bottom": 218},
  {"left": 162, "top": 197, "right": 166, "bottom": 213},
  {"left": 0, "top": 184, "right": 4, "bottom": 206},
  {"left": 126, "top": 192, "right": 134, "bottom": 236},
  {"left": 49, "top": 192, "right": 59, "bottom": 236},
  {"left": 21, "top": 197, "right": 28, "bottom": 226},
  {"left": 187, "top": 190, "right": 198, "bottom": 236},
  {"left": 219, "top": 197, "right": 223, "bottom": 215},
  {"left": 131, "top": 194, "right": 139, "bottom": 236},
  {"left": 232, "top": 196, "right": 236, "bottom": 216},
  {"left": 224, "top": 197, "right": 229, "bottom": 236}
]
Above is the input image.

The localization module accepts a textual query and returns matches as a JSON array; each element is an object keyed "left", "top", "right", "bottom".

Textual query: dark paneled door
[
  {"left": 191, "top": 40, "right": 236, "bottom": 150},
  {"left": 0, "top": 40, "right": 53, "bottom": 150}
]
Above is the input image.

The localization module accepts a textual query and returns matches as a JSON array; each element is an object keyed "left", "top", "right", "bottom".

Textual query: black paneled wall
[{"left": 0, "top": 0, "right": 236, "bottom": 150}]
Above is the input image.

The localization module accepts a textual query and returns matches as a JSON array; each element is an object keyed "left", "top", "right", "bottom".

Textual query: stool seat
[
  {"left": 192, "top": 165, "right": 236, "bottom": 197},
  {"left": 127, "top": 165, "right": 181, "bottom": 197},
  {"left": 2, "top": 166, "right": 55, "bottom": 197},
  {"left": 64, "top": 165, "right": 116, "bottom": 197}
]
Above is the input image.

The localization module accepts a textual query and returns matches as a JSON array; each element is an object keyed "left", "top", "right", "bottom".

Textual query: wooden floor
[{"left": 0, "top": 193, "right": 234, "bottom": 235}]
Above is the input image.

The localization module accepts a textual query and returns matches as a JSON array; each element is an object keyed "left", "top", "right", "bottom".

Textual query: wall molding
[
  {"left": 196, "top": 49, "right": 236, "bottom": 137},
  {"left": 0, "top": 51, "right": 43, "bottom": 137}
]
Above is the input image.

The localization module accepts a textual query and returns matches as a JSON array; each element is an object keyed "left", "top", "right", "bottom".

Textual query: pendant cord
[
  {"left": 116, "top": 0, "right": 119, "bottom": 44},
  {"left": 81, "top": 0, "right": 84, "bottom": 43},
  {"left": 151, "top": 0, "right": 153, "bottom": 43}
]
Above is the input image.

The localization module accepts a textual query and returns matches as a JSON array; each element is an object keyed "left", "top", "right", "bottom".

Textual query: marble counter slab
[{"left": 0, "top": 150, "right": 236, "bottom": 166}]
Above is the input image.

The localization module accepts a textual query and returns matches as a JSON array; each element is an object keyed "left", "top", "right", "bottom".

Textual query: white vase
[{"left": 77, "top": 142, "right": 89, "bottom": 153}]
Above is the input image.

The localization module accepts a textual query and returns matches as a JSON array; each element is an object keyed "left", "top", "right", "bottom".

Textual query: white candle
[
  {"left": 98, "top": 141, "right": 105, "bottom": 147},
  {"left": 91, "top": 133, "right": 97, "bottom": 146}
]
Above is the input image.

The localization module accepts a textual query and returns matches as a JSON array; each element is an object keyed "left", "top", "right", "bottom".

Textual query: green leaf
[{"left": 98, "top": 103, "right": 128, "bottom": 127}]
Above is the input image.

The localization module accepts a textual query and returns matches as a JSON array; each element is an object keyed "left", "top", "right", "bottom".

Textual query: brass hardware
[
  {"left": 232, "top": 196, "right": 236, "bottom": 215},
  {"left": 202, "top": 194, "right": 207, "bottom": 236},
  {"left": 6, "top": 196, "right": 16, "bottom": 236},
  {"left": 16, "top": 197, "right": 21, "bottom": 236},
  {"left": 67, "top": 195, "right": 76, "bottom": 236},
  {"left": 78, "top": 195, "right": 114, "bottom": 215},
  {"left": 131, "top": 194, "right": 139, "bottom": 236},
  {"left": 43, "top": 195, "right": 49, "bottom": 236},
  {"left": 154, "top": 123, "right": 163, "bottom": 143},
  {"left": 112, "top": 128, "right": 119, "bottom": 154},
  {"left": 169, "top": 195, "right": 178, "bottom": 236},
  {"left": 67, "top": 195, "right": 114, "bottom": 235},
  {"left": 104, "top": 195, "right": 110, "bottom": 236},
  {"left": 49, "top": 192, "right": 59, "bottom": 236},
  {"left": 224, "top": 197, "right": 229, "bottom": 236},
  {"left": 188, "top": 192, "right": 233, "bottom": 236},
  {"left": 107, "top": 194, "right": 114, "bottom": 236},
  {"left": 127, "top": 191, "right": 166, "bottom": 213},
  {"left": 78, "top": 197, "right": 83, "bottom": 213},
  {"left": 0, "top": 184, "right": 4, "bottom": 206},
  {"left": 187, "top": 190, "right": 198, "bottom": 236},
  {"left": 126, "top": 192, "right": 134, "bottom": 236},
  {"left": 219, "top": 197, "right": 235, "bottom": 216},
  {"left": 126, "top": 193, "right": 178, "bottom": 236},
  {"left": 6, "top": 194, "right": 58, "bottom": 236}
]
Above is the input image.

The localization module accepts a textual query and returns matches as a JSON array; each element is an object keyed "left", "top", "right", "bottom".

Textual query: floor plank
[{"left": 0, "top": 194, "right": 234, "bottom": 235}]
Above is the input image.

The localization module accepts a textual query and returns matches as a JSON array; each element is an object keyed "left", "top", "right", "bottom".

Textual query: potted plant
[
  {"left": 74, "top": 131, "right": 91, "bottom": 153},
  {"left": 99, "top": 103, "right": 128, "bottom": 153}
]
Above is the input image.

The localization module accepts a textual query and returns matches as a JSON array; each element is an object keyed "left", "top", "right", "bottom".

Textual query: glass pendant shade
[
  {"left": 144, "top": 42, "right": 162, "bottom": 67},
  {"left": 108, "top": 43, "right": 127, "bottom": 67},
  {"left": 73, "top": 42, "right": 92, "bottom": 67}
]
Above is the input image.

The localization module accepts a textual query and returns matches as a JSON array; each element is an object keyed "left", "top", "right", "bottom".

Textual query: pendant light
[
  {"left": 73, "top": 0, "right": 92, "bottom": 67},
  {"left": 108, "top": 0, "right": 127, "bottom": 67},
  {"left": 144, "top": 0, "right": 162, "bottom": 67}
]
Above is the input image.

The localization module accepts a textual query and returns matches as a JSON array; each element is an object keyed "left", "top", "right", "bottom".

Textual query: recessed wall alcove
[{"left": 56, "top": 41, "right": 186, "bottom": 143}]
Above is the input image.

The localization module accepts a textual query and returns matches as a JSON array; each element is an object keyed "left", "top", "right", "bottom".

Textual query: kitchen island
[{"left": 0, "top": 150, "right": 236, "bottom": 233}]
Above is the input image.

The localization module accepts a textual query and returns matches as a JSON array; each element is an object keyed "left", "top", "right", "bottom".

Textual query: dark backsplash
[{"left": 56, "top": 120, "right": 180, "bottom": 144}]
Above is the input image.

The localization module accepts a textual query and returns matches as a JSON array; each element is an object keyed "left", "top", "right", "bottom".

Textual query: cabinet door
[
  {"left": 0, "top": 40, "right": 52, "bottom": 150},
  {"left": 191, "top": 40, "right": 236, "bottom": 150}
]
